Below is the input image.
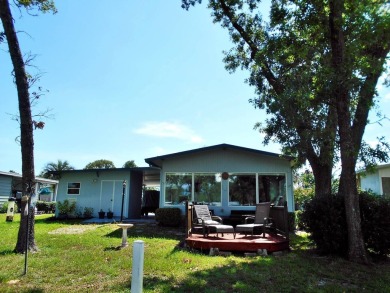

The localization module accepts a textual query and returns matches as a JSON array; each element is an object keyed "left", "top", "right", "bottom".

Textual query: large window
[
  {"left": 229, "top": 174, "right": 256, "bottom": 206},
  {"left": 194, "top": 173, "right": 221, "bottom": 206},
  {"left": 165, "top": 173, "right": 192, "bottom": 205},
  {"left": 258, "top": 175, "right": 286, "bottom": 205},
  {"left": 67, "top": 182, "right": 81, "bottom": 195},
  {"left": 165, "top": 172, "right": 286, "bottom": 207},
  {"left": 164, "top": 173, "right": 222, "bottom": 205},
  {"left": 228, "top": 174, "right": 286, "bottom": 206}
]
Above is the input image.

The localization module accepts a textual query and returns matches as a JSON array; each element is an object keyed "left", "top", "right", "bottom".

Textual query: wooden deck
[{"left": 185, "top": 232, "right": 289, "bottom": 253}]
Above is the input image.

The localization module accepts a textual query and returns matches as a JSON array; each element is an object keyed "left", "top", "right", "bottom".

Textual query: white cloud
[{"left": 134, "top": 121, "right": 204, "bottom": 143}]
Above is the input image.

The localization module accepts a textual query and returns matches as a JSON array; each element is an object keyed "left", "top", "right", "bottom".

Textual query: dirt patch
[{"left": 49, "top": 225, "right": 101, "bottom": 234}]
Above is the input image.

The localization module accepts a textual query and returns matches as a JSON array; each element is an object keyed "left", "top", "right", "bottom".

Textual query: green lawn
[{"left": 0, "top": 214, "right": 389, "bottom": 293}]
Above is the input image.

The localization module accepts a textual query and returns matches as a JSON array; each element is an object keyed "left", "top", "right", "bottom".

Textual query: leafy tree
[
  {"left": 294, "top": 170, "right": 315, "bottom": 210},
  {"left": 84, "top": 159, "right": 115, "bottom": 169},
  {"left": 0, "top": 0, "right": 56, "bottom": 254},
  {"left": 182, "top": 0, "right": 389, "bottom": 263},
  {"left": 122, "top": 160, "right": 137, "bottom": 168},
  {"left": 40, "top": 160, "right": 74, "bottom": 179}
]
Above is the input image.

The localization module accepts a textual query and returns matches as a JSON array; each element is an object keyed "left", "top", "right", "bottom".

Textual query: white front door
[{"left": 100, "top": 180, "right": 127, "bottom": 216}]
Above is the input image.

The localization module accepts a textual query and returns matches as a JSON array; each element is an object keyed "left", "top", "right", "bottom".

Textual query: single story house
[
  {"left": 145, "top": 144, "right": 295, "bottom": 216},
  {"left": 54, "top": 144, "right": 295, "bottom": 219},
  {"left": 0, "top": 171, "right": 59, "bottom": 207},
  {"left": 358, "top": 163, "right": 390, "bottom": 196}
]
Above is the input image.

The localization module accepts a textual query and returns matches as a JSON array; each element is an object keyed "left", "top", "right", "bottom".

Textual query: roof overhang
[{"left": 145, "top": 143, "right": 294, "bottom": 168}]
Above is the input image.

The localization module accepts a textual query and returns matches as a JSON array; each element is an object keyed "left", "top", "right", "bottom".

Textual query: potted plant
[
  {"left": 98, "top": 209, "right": 105, "bottom": 219},
  {"left": 107, "top": 209, "right": 114, "bottom": 219}
]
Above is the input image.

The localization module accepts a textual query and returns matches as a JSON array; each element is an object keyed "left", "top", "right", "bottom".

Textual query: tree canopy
[
  {"left": 40, "top": 160, "right": 74, "bottom": 179},
  {"left": 84, "top": 159, "right": 116, "bottom": 170},
  {"left": 182, "top": 0, "right": 389, "bottom": 263},
  {"left": 123, "top": 160, "right": 137, "bottom": 168}
]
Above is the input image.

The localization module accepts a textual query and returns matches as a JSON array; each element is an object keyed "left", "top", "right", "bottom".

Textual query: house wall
[
  {"left": 360, "top": 171, "right": 381, "bottom": 194},
  {"left": 159, "top": 148, "right": 294, "bottom": 215},
  {"left": 56, "top": 170, "right": 131, "bottom": 218},
  {"left": 360, "top": 165, "right": 390, "bottom": 195},
  {"left": 0, "top": 175, "right": 12, "bottom": 207}
]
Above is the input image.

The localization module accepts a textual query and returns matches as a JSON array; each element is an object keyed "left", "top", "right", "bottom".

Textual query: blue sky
[{"left": 1, "top": 1, "right": 389, "bottom": 174}]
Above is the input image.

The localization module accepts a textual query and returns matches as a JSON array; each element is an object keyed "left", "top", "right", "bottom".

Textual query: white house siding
[
  {"left": 56, "top": 170, "right": 130, "bottom": 218},
  {"left": 158, "top": 148, "right": 294, "bottom": 215}
]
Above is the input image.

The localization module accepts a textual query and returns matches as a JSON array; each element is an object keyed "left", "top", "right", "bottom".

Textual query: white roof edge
[{"left": 0, "top": 171, "right": 58, "bottom": 184}]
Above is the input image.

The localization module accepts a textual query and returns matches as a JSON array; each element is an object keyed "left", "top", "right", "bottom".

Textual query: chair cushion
[{"left": 203, "top": 219, "right": 220, "bottom": 225}]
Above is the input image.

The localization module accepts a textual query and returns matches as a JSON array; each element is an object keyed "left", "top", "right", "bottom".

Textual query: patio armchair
[
  {"left": 235, "top": 202, "right": 274, "bottom": 237},
  {"left": 192, "top": 205, "right": 224, "bottom": 237}
]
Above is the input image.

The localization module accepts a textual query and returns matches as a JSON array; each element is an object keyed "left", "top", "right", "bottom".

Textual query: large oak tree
[{"left": 183, "top": 0, "right": 390, "bottom": 263}]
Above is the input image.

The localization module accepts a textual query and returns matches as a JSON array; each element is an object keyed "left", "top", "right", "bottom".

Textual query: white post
[{"left": 131, "top": 240, "right": 144, "bottom": 293}]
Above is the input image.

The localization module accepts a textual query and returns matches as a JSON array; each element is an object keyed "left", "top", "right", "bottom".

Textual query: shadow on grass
[{"left": 140, "top": 258, "right": 282, "bottom": 292}]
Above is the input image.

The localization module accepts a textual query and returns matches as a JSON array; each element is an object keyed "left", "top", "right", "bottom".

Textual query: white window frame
[{"left": 67, "top": 182, "right": 81, "bottom": 195}]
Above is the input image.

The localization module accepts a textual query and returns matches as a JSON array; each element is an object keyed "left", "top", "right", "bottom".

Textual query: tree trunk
[
  {"left": 328, "top": 0, "right": 368, "bottom": 263},
  {"left": 339, "top": 163, "right": 367, "bottom": 263},
  {"left": 0, "top": 0, "right": 38, "bottom": 253},
  {"left": 311, "top": 163, "right": 332, "bottom": 197}
]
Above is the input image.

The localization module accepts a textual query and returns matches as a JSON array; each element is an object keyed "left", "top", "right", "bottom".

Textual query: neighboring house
[
  {"left": 145, "top": 143, "right": 295, "bottom": 217},
  {"left": 358, "top": 163, "right": 390, "bottom": 196},
  {"left": 54, "top": 167, "right": 160, "bottom": 219},
  {"left": 0, "top": 171, "right": 59, "bottom": 207}
]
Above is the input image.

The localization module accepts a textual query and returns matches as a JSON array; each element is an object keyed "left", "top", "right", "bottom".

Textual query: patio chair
[
  {"left": 235, "top": 202, "right": 274, "bottom": 237},
  {"left": 192, "top": 205, "right": 225, "bottom": 237}
]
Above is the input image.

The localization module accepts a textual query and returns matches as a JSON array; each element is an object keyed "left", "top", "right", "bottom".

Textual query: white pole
[{"left": 131, "top": 240, "right": 144, "bottom": 293}]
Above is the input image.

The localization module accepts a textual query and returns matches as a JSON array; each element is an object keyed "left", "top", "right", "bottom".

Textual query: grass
[{"left": 0, "top": 214, "right": 389, "bottom": 292}]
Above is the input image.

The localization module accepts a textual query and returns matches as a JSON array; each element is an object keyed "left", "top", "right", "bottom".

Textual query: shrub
[
  {"left": 56, "top": 199, "right": 77, "bottom": 218},
  {"left": 36, "top": 201, "right": 56, "bottom": 213},
  {"left": 300, "top": 194, "right": 348, "bottom": 256},
  {"left": 155, "top": 208, "right": 182, "bottom": 227},
  {"left": 360, "top": 192, "right": 390, "bottom": 256},
  {"left": 300, "top": 192, "right": 390, "bottom": 257},
  {"left": 83, "top": 207, "right": 94, "bottom": 218},
  {"left": 0, "top": 202, "right": 8, "bottom": 213}
]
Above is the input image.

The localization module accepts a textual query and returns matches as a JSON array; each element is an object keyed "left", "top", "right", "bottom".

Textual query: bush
[
  {"left": 360, "top": 192, "right": 390, "bottom": 256},
  {"left": 300, "top": 192, "right": 390, "bottom": 257},
  {"left": 155, "top": 208, "right": 182, "bottom": 227},
  {"left": 0, "top": 202, "right": 8, "bottom": 213},
  {"left": 83, "top": 207, "right": 94, "bottom": 218},
  {"left": 56, "top": 199, "right": 77, "bottom": 218},
  {"left": 300, "top": 194, "right": 348, "bottom": 256},
  {"left": 36, "top": 201, "right": 56, "bottom": 213}
]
